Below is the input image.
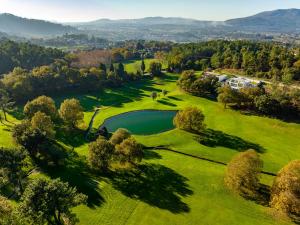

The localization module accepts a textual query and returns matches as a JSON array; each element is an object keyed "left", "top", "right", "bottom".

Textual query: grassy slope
[
  {"left": 0, "top": 114, "right": 19, "bottom": 147},
  {"left": 89, "top": 72, "right": 300, "bottom": 173},
  {"left": 74, "top": 150, "right": 290, "bottom": 225},
  {"left": 125, "top": 59, "right": 167, "bottom": 74},
  {"left": 0, "top": 60, "right": 299, "bottom": 225}
]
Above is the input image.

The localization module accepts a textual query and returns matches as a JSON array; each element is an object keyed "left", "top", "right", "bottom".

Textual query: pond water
[{"left": 100, "top": 110, "right": 177, "bottom": 135}]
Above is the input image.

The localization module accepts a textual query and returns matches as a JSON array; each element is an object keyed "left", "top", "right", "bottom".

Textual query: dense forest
[
  {"left": 0, "top": 40, "right": 64, "bottom": 75},
  {"left": 166, "top": 40, "right": 300, "bottom": 82},
  {"left": 0, "top": 60, "right": 142, "bottom": 102}
]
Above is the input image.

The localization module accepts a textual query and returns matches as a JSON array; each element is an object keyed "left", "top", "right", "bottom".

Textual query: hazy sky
[{"left": 0, "top": 0, "right": 300, "bottom": 22}]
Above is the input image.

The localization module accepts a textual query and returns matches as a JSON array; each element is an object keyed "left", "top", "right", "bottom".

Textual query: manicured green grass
[
  {"left": 71, "top": 71, "right": 299, "bottom": 224},
  {"left": 125, "top": 59, "right": 167, "bottom": 73},
  {"left": 0, "top": 114, "right": 19, "bottom": 147},
  {"left": 74, "top": 150, "right": 290, "bottom": 225},
  {"left": 0, "top": 62, "right": 300, "bottom": 225},
  {"left": 90, "top": 72, "right": 300, "bottom": 173}
]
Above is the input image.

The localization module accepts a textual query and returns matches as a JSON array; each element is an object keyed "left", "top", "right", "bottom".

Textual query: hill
[
  {"left": 70, "top": 9, "right": 300, "bottom": 41},
  {"left": 226, "top": 8, "right": 300, "bottom": 32},
  {"left": 1, "top": 9, "right": 300, "bottom": 42},
  {"left": 0, "top": 13, "right": 77, "bottom": 37}
]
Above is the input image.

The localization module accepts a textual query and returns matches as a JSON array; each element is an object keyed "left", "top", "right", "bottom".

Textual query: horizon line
[{"left": 0, "top": 8, "right": 299, "bottom": 24}]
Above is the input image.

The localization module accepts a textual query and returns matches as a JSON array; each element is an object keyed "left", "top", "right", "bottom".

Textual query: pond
[{"left": 100, "top": 110, "right": 177, "bottom": 135}]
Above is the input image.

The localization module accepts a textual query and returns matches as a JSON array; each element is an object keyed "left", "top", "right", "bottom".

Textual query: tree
[
  {"left": 173, "top": 107, "right": 206, "bottom": 134},
  {"left": 0, "top": 196, "right": 14, "bottom": 225},
  {"left": 217, "top": 85, "right": 240, "bottom": 109},
  {"left": 31, "top": 112, "right": 55, "bottom": 138},
  {"left": 149, "top": 62, "right": 162, "bottom": 76},
  {"left": 110, "top": 128, "right": 131, "bottom": 146},
  {"left": 0, "top": 89, "right": 14, "bottom": 121},
  {"left": 270, "top": 160, "right": 300, "bottom": 216},
  {"left": 162, "top": 90, "right": 168, "bottom": 96},
  {"left": 141, "top": 60, "right": 146, "bottom": 75},
  {"left": 109, "top": 63, "right": 115, "bottom": 72},
  {"left": 190, "top": 76, "right": 219, "bottom": 97},
  {"left": 224, "top": 150, "right": 263, "bottom": 198},
  {"left": 59, "top": 99, "right": 84, "bottom": 129},
  {"left": 151, "top": 92, "right": 158, "bottom": 101},
  {"left": 99, "top": 63, "right": 107, "bottom": 73},
  {"left": 12, "top": 120, "right": 47, "bottom": 157},
  {"left": 18, "top": 178, "right": 87, "bottom": 225},
  {"left": 24, "top": 96, "right": 57, "bottom": 120},
  {"left": 115, "top": 63, "right": 126, "bottom": 80},
  {"left": 0, "top": 148, "right": 27, "bottom": 194},
  {"left": 254, "top": 94, "right": 280, "bottom": 115},
  {"left": 115, "top": 137, "right": 143, "bottom": 165},
  {"left": 88, "top": 137, "right": 114, "bottom": 172},
  {"left": 177, "top": 70, "right": 197, "bottom": 92}
]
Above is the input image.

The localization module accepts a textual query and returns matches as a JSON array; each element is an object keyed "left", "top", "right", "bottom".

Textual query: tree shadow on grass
[
  {"left": 198, "top": 129, "right": 266, "bottom": 153},
  {"left": 87, "top": 80, "right": 161, "bottom": 109},
  {"left": 41, "top": 152, "right": 105, "bottom": 208},
  {"left": 255, "top": 183, "right": 271, "bottom": 207},
  {"left": 49, "top": 78, "right": 161, "bottom": 111},
  {"left": 109, "top": 163, "right": 192, "bottom": 214},
  {"left": 143, "top": 149, "right": 162, "bottom": 160},
  {"left": 168, "top": 96, "right": 183, "bottom": 101},
  {"left": 55, "top": 128, "right": 87, "bottom": 148},
  {"left": 9, "top": 107, "right": 25, "bottom": 120},
  {"left": 163, "top": 73, "right": 179, "bottom": 82},
  {"left": 157, "top": 99, "right": 177, "bottom": 107}
]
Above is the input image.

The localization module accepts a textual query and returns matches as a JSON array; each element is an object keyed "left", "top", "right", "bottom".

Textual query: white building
[{"left": 214, "top": 74, "right": 262, "bottom": 90}]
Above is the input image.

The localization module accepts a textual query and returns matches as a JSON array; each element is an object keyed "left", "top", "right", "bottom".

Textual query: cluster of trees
[
  {"left": 166, "top": 40, "right": 300, "bottom": 82},
  {"left": 217, "top": 85, "right": 300, "bottom": 119},
  {"left": 113, "top": 40, "right": 173, "bottom": 60},
  {"left": 0, "top": 95, "right": 88, "bottom": 224},
  {"left": 0, "top": 59, "right": 142, "bottom": 103},
  {"left": 0, "top": 40, "right": 64, "bottom": 75},
  {"left": 177, "top": 71, "right": 300, "bottom": 119},
  {"left": 177, "top": 70, "right": 219, "bottom": 98},
  {"left": 12, "top": 96, "right": 84, "bottom": 163},
  {"left": 225, "top": 150, "right": 300, "bottom": 220},
  {"left": 88, "top": 128, "right": 143, "bottom": 172},
  {"left": 0, "top": 175, "right": 86, "bottom": 225}
]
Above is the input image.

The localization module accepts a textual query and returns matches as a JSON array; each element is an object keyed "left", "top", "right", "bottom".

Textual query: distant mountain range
[
  {"left": 0, "top": 9, "right": 300, "bottom": 41},
  {"left": 227, "top": 8, "right": 300, "bottom": 32},
  {"left": 0, "top": 13, "right": 77, "bottom": 37}
]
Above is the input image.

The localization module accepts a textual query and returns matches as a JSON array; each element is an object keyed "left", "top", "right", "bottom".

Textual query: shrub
[
  {"left": 173, "top": 107, "right": 206, "bottom": 134},
  {"left": 224, "top": 149, "right": 263, "bottom": 198}
]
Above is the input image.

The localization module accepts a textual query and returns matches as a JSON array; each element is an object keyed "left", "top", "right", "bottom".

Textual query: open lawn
[
  {"left": 124, "top": 59, "right": 167, "bottom": 74},
  {"left": 1, "top": 61, "right": 300, "bottom": 225}
]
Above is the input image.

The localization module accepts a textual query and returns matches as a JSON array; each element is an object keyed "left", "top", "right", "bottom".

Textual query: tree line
[
  {"left": 0, "top": 39, "right": 64, "bottom": 75},
  {"left": 166, "top": 40, "right": 300, "bottom": 82},
  {"left": 177, "top": 70, "right": 300, "bottom": 120},
  {"left": 0, "top": 59, "right": 142, "bottom": 103}
]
